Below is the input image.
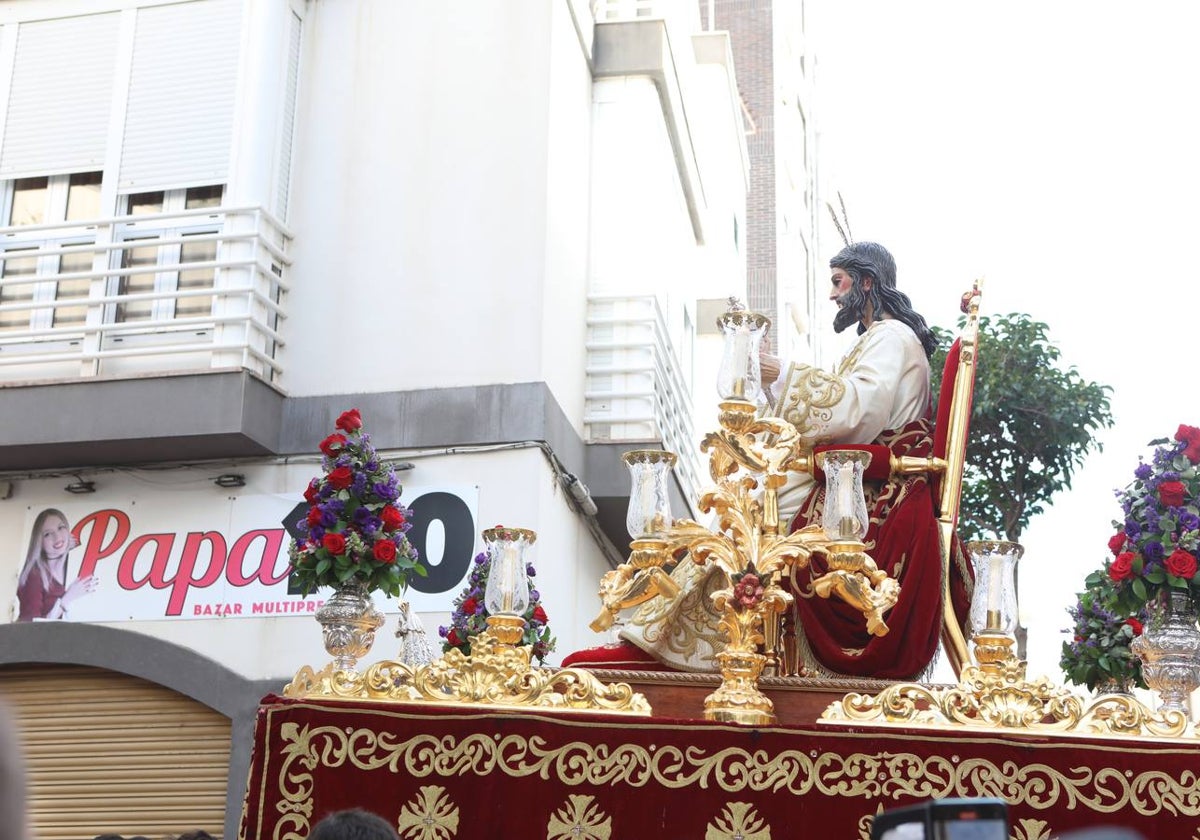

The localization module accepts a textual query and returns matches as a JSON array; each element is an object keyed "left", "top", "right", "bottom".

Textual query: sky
[{"left": 805, "top": 1, "right": 1200, "bottom": 678}]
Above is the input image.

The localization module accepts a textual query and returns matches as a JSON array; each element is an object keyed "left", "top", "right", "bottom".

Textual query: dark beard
[{"left": 832, "top": 286, "right": 867, "bottom": 333}]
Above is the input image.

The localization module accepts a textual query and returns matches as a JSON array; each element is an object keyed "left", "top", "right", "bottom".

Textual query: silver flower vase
[
  {"left": 1131, "top": 588, "right": 1200, "bottom": 717},
  {"left": 315, "top": 579, "right": 384, "bottom": 672}
]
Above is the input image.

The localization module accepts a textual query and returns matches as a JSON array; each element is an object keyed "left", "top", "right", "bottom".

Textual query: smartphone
[{"left": 871, "top": 798, "right": 1008, "bottom": 840}]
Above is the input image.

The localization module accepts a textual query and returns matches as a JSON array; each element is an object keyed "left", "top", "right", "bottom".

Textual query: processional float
[
  {"left": 283, "top": 289, "right": 1187, "bottom": 737},
  {"left": 590, "top": 291, "right": 1190, "bottom": 737}
]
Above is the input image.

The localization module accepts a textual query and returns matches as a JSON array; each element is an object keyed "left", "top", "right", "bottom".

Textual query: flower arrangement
[
  {"left": 1105, "top": 424, "right": 1200, "bottom": 617},
  {"left": 439, "top": 550, "right": 556, "bottom": 663},
  {"left": 288, "top": 408, "right": 425, "bottom": 597},
  {"left": 1059, "top": 571, "right": 1146, "bottom": 692}
]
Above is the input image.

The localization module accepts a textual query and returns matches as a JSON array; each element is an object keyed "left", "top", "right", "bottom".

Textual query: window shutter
[
  {"left": 275, "top": 10, "right": 303, "bottom": 220},
  {"left": 0, "top": 13, "right": 121, "bottom": 178},
  {"left": 119, "top": 0, "right": 242, "bottom": 192},
  {"left": 1, "top": 664, "right": 231, "bottom": 840}
]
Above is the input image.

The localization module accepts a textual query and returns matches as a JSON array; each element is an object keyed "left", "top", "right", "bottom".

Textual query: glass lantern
[
  {"left": 816, "top": 450, "right": 871, "bottom": 542},
  {"left": 967, "top": 540, "right": 1023, "bottom": 635},
  {"left": 482, "top": 526, "right": 537, "bottom": 617},
  {"left": 622, "top": 449, "right": 677, "bottom": 539},
  {"left": 716, "top": 305, "right": 770, "bottom": 402}
]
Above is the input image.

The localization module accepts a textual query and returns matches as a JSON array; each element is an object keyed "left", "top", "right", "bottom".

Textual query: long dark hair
[{"left": 830, "top": 241, "right": 937, "bottom": 358}]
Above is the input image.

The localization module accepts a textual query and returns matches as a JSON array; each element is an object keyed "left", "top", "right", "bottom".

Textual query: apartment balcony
[
  {"left": 0, "top": 205, "right": 291, "bottom": 470},
  {"left": 584, "top": 295, "right": 701, "bottom": 547}
]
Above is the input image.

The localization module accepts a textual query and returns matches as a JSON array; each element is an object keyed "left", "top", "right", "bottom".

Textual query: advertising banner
[{"left": 8, "top": 486, "right": 479, "bottom": 623}]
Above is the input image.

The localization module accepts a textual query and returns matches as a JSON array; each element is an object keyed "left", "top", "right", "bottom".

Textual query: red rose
[
  {"left": 319, "top": 433, "right": 348, "bottom": 457},
  {"left": 1107, "top": 532, "right": 1127, "bottom": 555},
  {"left": 306, "top": 506, "right": 323, "bottom": 527},
  {"left": 532, "top": 604, "right": 548, "bottom": 623},
  {"left": 372, "top": 539, "right": 397, "bottom": 563},
  {"left": 1176, "top": 424, "right": 1200, "bottom": 464},
  {"left": 322, "top": 533, "right": 347, "bottom": 555},
  {"left": 303, "top": 480, "right": 320, "bottom": 503},
  {"left": 327, "top": 466, "right": 354, "bottom": 489},
  {"left": 336, "top": 408, "right": 363, "bottom": 433},
  {"left": 1159, "top": 480, "right": 1187, "bottom": 508},
  {"left": 1109, "top": 551, "right": 1135, "bottom": 582},
  {"left": 461, "top": 597, "right": 478, "bottom": 615},
  {"left": 1165, "top": 548, "right": 1198, "bottom": 580},
  {"left": 1125, "top": 617, "right": 1144, "bottom": 636},
  {"left": 380, "top": 506, "right": 406, "bottom": 531}
]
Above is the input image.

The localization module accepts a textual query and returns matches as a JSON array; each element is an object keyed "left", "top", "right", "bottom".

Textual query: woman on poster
[{"left": 15, "top": 508, "right": 97, "bottom": 622}]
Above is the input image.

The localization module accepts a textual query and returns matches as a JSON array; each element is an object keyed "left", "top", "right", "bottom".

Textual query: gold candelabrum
[
  {"left": 820, "top": 540, "right": 1190, "bottom": 738},
  {"left": 591, "top": 304, "right": 901, "bottom": 725}
]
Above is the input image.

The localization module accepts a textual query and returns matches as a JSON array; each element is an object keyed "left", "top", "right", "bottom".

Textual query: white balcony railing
[
  {"left": 585, "top": 294, "right": 701, "bottom": 514},
  {"left": 0, "top": 206, "right": 290, "bottom": 384}
]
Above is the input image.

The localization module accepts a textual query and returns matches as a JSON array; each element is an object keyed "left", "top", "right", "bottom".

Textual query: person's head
[
  {"left": 17, "top": 508, "right": 71, "bottom": 587},
  {"left": 828, "top": 241, "right": 937, "bottom": 358},
  {"left": 175, "top": 832, "right": 216, "bottom": 840},
  {"left": 309, "top": 809, "right": 398, "bottom": 840}
]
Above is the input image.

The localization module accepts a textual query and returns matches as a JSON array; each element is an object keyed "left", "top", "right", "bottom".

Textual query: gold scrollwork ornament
[{"left": 284, "top": 628, "right": 651, "bottom": 715}]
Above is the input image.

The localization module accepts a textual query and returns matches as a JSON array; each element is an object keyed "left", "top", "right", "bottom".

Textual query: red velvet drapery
[{"left": 241, "top": 695, "right": 1200, "bottom": 840}]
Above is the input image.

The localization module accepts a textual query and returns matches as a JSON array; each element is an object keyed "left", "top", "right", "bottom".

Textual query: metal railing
[
  {"left": 585, "top": 294, "right": 701, "bottom": 512},
  {"left": 0, "top": 205, "right": 290, "bottom": 383}
]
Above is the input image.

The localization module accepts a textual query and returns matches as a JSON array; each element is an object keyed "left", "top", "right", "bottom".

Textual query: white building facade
[{"left": 0, "top": 0, "right": 747, "bottom": 835}]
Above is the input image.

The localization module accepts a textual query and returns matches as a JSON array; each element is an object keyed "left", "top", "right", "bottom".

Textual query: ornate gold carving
[
  {"left": 819, "top": 660, "right": 1189, "bottom": 738},
  {"left": 813, "top": 541, "right": 900, "bottom": 636},
  {"left": 591, "top": 537, "right": 678, "bottom": 632},
  {"left": 547, "top": 795, "right": 612, "bottom": 840},
  {"left": 283, "top": 629, "right": 651, "bottom": 715},
  {"left": 484, "top": 613, "right": 524, "bottom": 646},
  {"left": 706, "top": 802, "right": 773, "bottom": 839},
  {"left": 396, "top": 785, "right": 460, "bottom": 840}
]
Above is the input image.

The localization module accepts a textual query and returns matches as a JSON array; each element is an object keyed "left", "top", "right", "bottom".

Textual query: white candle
[
  {"left": 837, "top": 462, "right": 855, "bottom": 514},
  {"left": 987, "top": 555, "right": 1003, "bottom": 615},
  {"left": 731, "top": 331, "right": 750, "bottom": 396}
]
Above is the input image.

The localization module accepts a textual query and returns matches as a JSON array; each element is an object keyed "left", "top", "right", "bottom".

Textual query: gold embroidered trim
[
  {"left": 397, "top": 785, "right": 460, "bottom": 839},
  {"left": 547, "top": 795, "right": 612, "bottom": 840},
  {"left": 777, "top": 363, "right": 846, "bottom": 439}
]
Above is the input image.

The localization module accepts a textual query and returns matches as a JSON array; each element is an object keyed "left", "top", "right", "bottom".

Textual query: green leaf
[
  {"left": 1132, "top": 578, "right": 1147, "bottom": 600},
  {"left": 1145, "top": 568, "right": 1166, "bottom": 584}
]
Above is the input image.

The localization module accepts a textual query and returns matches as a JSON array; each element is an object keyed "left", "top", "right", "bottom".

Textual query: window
[
  {"left": 0, "top": 172, "right": 101, "bottom": 334},
  {"left": 115, "top": 184, "right": 224, "bottom": 325}
]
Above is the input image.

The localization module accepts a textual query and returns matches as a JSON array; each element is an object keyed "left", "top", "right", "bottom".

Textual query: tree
[{"left": 931, "top": 313, "right": 1114, "bottom": 543}]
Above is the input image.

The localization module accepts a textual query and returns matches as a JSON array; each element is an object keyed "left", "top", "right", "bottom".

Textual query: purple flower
[
  {"left": 1144, "top": 541, "right": 1164, "bottom": 562},
  {"left": 1180, "top": 512, "right": 1200, "bottom": 531},
  {"left": 530, "top": 589, "right": 540, "bottom": 601},
  {"left": 526, "top": 563, "right": 537, "bottom": 577},
  {"left": 1135, "top": 463, "right": 1153, "bottom": 480}
]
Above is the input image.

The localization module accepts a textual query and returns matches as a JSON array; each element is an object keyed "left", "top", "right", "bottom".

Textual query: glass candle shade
[
  {"left": 816, "top": 449, "right": 870, "bottom": 542},
  {"left": 482, "top": 527, "right": 537, "bottom": 616},
  {"left": 622, "top": 449, "right": 677, "bottom": 539},
  {"left": 716, "top": 306, "right": 770, "bottom": 402},
  {"left": 967, "top": 540, "right": 1023, "bottom": 635}
]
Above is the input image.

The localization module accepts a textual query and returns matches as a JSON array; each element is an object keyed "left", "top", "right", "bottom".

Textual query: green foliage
[
  {"left": 931, "top": 313, "right": 1114, "bottom": 542},
  {"left": 1059, "top": 569, "right": 1146, "bottom": 692}
]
